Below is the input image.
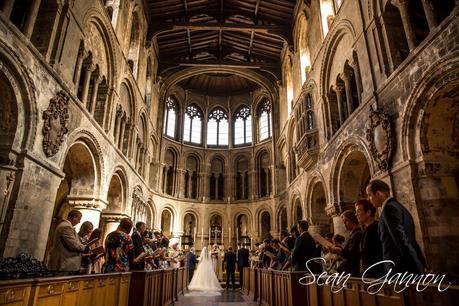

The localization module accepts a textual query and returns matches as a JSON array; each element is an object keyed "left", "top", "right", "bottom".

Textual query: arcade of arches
[{"left": 0, "top": 0, "right": 458, "bottom": 284}]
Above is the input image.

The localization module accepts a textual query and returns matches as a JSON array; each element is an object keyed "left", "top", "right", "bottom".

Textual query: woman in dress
[{"left": 187, "top": 246, "right": 223, "bottom": 295}]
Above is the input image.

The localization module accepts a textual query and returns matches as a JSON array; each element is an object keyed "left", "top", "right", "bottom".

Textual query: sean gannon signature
[{"left": 298, "top": 258, "right": 451, "bottom": 294}]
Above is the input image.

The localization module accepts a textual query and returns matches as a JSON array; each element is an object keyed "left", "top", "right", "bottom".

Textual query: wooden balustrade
[
  {"left": 243, "top": 268, "right": 459, "bottom": 306},
  {"left": 0, "top": 273, "right": 130, "bottom": 306},
  {"left": 128, "top": 268, "right": 188, "bottom": 306}
]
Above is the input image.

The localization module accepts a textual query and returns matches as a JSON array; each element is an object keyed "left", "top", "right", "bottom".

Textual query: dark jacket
[
  {"left": 224, "top": 251, "right": 237, "bottom": 272},
  {"left": 378, "top": 198, "right": 426, "bottom": 273},
  {"left": 291, "top": 232, "right": 321, "bottom": 272},
  {"left": 131, "top": 231, "right": 145, "bottom": 270},
  {"left": 338, "top": 227, "right": 362, "bottom": 276},
  {"left": 237, "top": 247, "right": 250, "bottom": 268},
  {"left": 186, "top": 252, "right": 198, "bottom": 270},
  {"left": 360, "top": 220, "right": 383, "bottom": 277}
]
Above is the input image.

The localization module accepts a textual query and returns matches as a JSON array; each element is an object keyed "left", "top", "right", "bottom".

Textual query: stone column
[
  {"left": 421, "top": 0, "right": 438, "bottom": 30},
  {"left": 1, "top": 0, "right": 15, "bottom": 19},
  {"left": 73, "top": 49, "right": 85, "bottom": 88},
  {"left": 89, "top": 75, "right": 102, "bottom": 115},
  {"left": 81, "top": 64, "right": 96, "bottom": 107},
  {"left": 113, "top": 107, "right": 122, "bottom": 144},
  {"left": 178, "top": 169, "right": 186, "bottom": 198},
  {"left": 341, "top": 70, "right": 354, "bottom": 117},
  {"left": 395, "top": 0, "right": 418, "bottom": 51},
  {"left": 22, "top": 0, "right": 42, "bottom": 38},
  {"left": 333, "top": 85, "right": 346, "bottom": 124},
  {"left": 67, "top": 197, "right": 107, "bottom": 233},
  {"left": 118, "top": 115, "right": 126, "bottom": 149}
]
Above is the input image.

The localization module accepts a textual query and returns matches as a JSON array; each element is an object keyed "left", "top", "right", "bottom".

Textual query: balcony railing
[{"left": 295, "top": 129, "right": 319, "bottom": 171}]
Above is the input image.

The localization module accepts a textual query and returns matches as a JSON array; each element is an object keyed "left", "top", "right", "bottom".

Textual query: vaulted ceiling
[{"left": 145, "top": 0, "right": 296, "bottom": 82}]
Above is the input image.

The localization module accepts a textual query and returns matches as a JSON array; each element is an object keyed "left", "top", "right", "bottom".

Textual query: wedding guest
[
  {"left": 292, "top": 220, "right": 322, "bottom": 272},
  {"left": 132, "top": 221, "right": 146, "bottom": 270},
  {"left": 168, "top": 242, "right": 181, "bottom": 268},
  {"left": 87, "top": 228, "right": 104, "bottom": 273},
  {"left": 48, "top": 210, "right": 87, "bottom": 274},
  {"left": 224, "top": 247, "right": 237, "bottom": 289},
  {"left": 186, "top": 248, "right": 198, "bottom": 281},
  {"left": 366, "top": 179, "right": 426, "bottom": 274},
  {"left": 104, "top": 218, "right": 135, "bottom": 272},
  {"left": 329, "top": 210, "right": 362, "bottom": 276},
  {"left": 237, "top": 244, "right": 250, "bottom": 288},
  {"left": 78, "top": 221, "right": 94, "bottom": 273},
  {"left": 355, "top": 199, "right": 384, "bottom": 277}
]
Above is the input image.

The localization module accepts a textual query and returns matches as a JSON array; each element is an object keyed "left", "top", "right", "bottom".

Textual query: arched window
[
  {"left": 184, "top": 104, "right": 202, "bottom": 144},
  {"left": 234, "top": 106, "right": 252, "bottom": 145},
  {"left": 258, "top": 99, "right": 272, "bottom": 141},
  {"left": 319, "top": 0, "right": 336, "bottom": 37},
  {"left": 305, "top": 94, "right": 315, "bottom": 130},
  {"left": 163, "top": 96, "right": 178, "bottom": 139},
  {"left": 207, "top": 108, "right": 228, "bottom": 146}
]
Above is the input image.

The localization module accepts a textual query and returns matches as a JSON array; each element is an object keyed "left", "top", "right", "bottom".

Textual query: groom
[{"left": 224, "top": 247, "right": 237, "bottom": 289}]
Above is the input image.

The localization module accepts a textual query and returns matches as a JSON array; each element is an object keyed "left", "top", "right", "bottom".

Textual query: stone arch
[
  {"left": 160, "top": 206, "right": 175, "bottom": 237},
  {"left": 283, "top": 53, "right": 294, "bottom": 116},
  {"left": 145, "top": 199, "right": 156, "bottom": 229},
  {"left": 0, "top": 40, "right": 37, "bottom": 158},
  {"left": 276, "top": 204, "right": 288, "bottom": 232},
  {"left": 209, "top": 155, "right": 226, "bottom": 200},
  {"left": 258, "top": 210, "right": 272, "bottom": 240},
  {"left": 209, "top": 212, "right": 224, "bottom": 245},
  {"left": 306, "top": 174, "right": 330, "bottom": 234},
  {"left": 401, "top": 53, "right": 459, "bottom": 277},
  {"left": 256, "top": 149, "right": 273, "bottom": 198},
  {"left": 331, "top": 139, "right": 373, "bottom": 207},
  {"left": 105, "top": 170, "right": 127, "bottom": 214},
  {"left": 182, "top": 210, "right": 199, "bottom": 237},
  {"left": 295, "top": 11, "right": 312, "bottom": 84},
  {"left": 234, "top": 210, "right": 252, "bottom": 244},
  {"left": 82, "top": 8, "right": 117, "bottom": 86},
  {"left": 127, "top": 9, "right": 142, "bottom": 77},
  {"left": 320, "top": 20, "right": 357, "bottom": 97},
  {"left": 162, "top": 146, "right": 180, "bottom": 196},
  {"left": 234, "top": 153, "right": 251, "bottom": 200},
  {"left": 184, "top": 153, "right": 201, "bottom": 199},
  {"left": 290, "top": 191, "right": 303, "bottom": 223}
]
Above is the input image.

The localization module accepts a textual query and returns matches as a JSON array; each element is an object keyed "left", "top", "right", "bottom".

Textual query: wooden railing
[
  {"left": 0, "top": 272, "right": 130, "bottom": 306},
  {"left": 128, "top": 267, "right": 188, "bottom": 306},
  {"left": 0, "top": 267, "right": 189, "bottom": 306},
  {"left": 243, "top": 268, "right": 459, "bottom": 306}
]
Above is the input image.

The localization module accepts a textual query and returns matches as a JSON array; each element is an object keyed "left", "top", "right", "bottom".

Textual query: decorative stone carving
[
  {"left": 42, "top": 90, "right": 70, "bottom": 157},
  {"left": 366, "top": 106, "right": 393, "bottom": 171}
]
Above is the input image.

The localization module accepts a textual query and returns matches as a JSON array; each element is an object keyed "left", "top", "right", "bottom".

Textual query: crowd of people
[
  {"left": 46, "top": 179, "right": 427, "bottom": 284},
  {"left": 249, "top": 179, "right": 427, "bottom": 278}
]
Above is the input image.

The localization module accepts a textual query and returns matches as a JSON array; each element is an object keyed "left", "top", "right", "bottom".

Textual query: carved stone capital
[{"left": 42, "top": 90, "right": 70, "bottom": 157}]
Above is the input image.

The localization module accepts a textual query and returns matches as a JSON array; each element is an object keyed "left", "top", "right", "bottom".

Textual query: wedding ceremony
[{"left": 0, "top": 0, "right": 458, "bottom": 305}]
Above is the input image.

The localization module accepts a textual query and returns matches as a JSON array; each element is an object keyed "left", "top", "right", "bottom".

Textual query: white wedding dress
[{"left": 186, "top": 246, "right": 223, "bottom": 296}]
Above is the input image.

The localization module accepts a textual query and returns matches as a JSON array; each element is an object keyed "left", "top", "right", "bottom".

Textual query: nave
[{"left": 174, "top": 290, "right": 256, "bottom": 306}]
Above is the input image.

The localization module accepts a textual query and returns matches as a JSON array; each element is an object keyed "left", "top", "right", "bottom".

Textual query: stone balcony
[{"left": 294, "top": 129, "right": 319, "bottom": 171}]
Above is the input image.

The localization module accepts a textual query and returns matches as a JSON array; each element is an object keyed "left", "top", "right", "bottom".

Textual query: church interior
[{"left": 0, "top": 0, "right": 458, "bottom": 305}]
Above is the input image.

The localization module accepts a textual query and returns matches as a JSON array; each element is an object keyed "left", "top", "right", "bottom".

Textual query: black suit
[
  {"left": 224, "top": 251, "right": 237, "bottom": 288},
  {"left": 186, "top": 252, "right": 198, "bottom": 282},
  {"left": 291, "top": 232, "right": 322, "bottom": 272},
  {"left": 378, "top": 198, "right": 426, "bottom": 274},
  {"left": 237, "top": 247, "right": 250, "bottom": 288},
  {"left": 360, "top": 220, "right": 383, "bottom": 277},
  {"left": 131, "top": 231, "right": 145, "bottom": 270},
  {"left": 337, "top": 227, "right": 362, "bottom": 276}
]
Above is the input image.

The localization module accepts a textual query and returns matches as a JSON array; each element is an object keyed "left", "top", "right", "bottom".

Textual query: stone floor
[{"left": 173, "top": 289, "right": 258, "bottom": 306}]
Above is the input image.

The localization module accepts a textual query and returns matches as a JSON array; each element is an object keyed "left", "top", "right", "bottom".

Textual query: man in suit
[
  {"left": 48, "top": 210, "right": 87, "bottom": 274},
  {"left": 367, "top": 179, "right": 426, "bottom": 274},
  {"left": 291, "top": 220, "right": 322, "bottom": 273},
  {"left": 224, "top": 247, "right": 237, "bottom": 289},
  {"left": 186, "top": 247, "right": 198, "bottom": 282},
  {"left": 131, "top": 221, "right": 146, "bottom": 270},
  {"left": 237, "top": 245, "right": 250, "bottom": 288}
]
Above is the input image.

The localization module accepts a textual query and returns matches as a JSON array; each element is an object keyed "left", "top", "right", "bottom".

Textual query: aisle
[{"left": 173, "top": 289, "right": 258, "bottom": 306}]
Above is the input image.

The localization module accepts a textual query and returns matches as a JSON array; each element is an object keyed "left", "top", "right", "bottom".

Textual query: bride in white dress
[{"left": 186, "top": 246, "right": 223, "bottom": 296}]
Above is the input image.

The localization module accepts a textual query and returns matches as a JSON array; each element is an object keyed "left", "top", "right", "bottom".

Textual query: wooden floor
[{"left": 173, "top": 289, "right": 257, "bottom": 306}]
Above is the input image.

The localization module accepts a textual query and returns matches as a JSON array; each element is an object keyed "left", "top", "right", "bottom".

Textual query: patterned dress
[{"left": 103, "top": 231, "right": 134, "bottom": 272}]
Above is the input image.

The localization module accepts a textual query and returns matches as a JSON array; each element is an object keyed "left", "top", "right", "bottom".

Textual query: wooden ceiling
[
  {"left": 177, "top": 73, "right": 260, "bottom": 95},
  {"left": 145, "top": 0, "right": 296, "bottom": 81}
]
